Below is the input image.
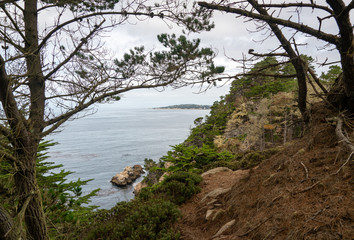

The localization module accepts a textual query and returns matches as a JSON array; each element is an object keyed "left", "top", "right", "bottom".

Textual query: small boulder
[
  {"left": 200, "top": 187, "right": 231, "bottom": 203},
  {"left": 133, "top": 165, "right": 144, "bottom": 178},
  {"left": 111, "top": 165, "right": 144, "bottom": 187},
  {"left": 111, "top": 174, "right": 128, "bottom": 187}
]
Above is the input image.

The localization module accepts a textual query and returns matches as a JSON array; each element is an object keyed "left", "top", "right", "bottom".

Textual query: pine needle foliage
[{"left": 0, "top": 140, "right": 99, "bottom": 238}]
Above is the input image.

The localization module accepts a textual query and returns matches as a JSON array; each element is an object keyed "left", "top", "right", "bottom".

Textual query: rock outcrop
[
  {"left": 133, "top": 181, "right": 148, "bottom": 195},
  {"left": 111, "top": 165, "right": 144, "bottom": 187}
]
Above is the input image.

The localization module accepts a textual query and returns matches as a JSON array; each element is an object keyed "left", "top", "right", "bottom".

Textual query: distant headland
[{"left": 154, "top": 104, "right": 211, "bottom": 110}]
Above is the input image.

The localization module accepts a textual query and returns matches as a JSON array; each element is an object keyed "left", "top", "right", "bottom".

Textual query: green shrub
[
  {"left": 158, "top": 172, "right": 202, "bottom": 204},
  {"left": 83, "top": 199, "right": 180, "bottom": 240},
  {"left": 240, "top": 152, "right": 266, "bottom": 169},
  {"left": 186, "top": 98, "right": 235, "bottom": 147},
  {"left": 0, "top": 140, "right": 99, "bottom": 238},
  {"left": 142, "top": 158, "right": 165, "bottom": 186},
  {"left": 139, "top": 171, "right": 202, "bottom": 205},
  {"left": 161, "top": 144, "right": 235, "bottom": 172}
]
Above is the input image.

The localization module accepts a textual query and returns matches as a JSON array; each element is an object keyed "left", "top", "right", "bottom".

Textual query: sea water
[{"left": 47, "top": 104, "right": 209, "bottom": 209}]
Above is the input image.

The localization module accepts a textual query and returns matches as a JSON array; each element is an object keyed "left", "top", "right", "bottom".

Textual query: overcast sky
[
  {"left": 101, "top": 10, "right": 245, "bottom": 108},
  {"left": 99, "top": 0, "right": 352, "bottom": 109},
  {"left": 37, "top": 1, "right": 351, "bottom": 109},
  {"left": 104, "top": 10, "right": 247, "bottom": 108}
]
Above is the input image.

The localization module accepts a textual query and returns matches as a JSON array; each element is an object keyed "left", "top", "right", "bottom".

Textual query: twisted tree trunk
[{"left": 13, "top": 150, "right": 48, "bottom": 240}]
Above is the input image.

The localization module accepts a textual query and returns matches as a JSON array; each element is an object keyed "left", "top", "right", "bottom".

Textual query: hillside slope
[{"left": 176, "top": 103, "right": 354, "bottom": 239}]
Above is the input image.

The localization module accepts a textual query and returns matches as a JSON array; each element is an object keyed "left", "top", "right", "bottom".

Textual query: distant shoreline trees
[{"left": 155, "top": 104, "right": 211, "bottom": 110}]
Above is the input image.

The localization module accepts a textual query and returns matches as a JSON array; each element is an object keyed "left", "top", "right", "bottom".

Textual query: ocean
[{"left": 47, "top": 104, "right": 209, "bottom": 209}]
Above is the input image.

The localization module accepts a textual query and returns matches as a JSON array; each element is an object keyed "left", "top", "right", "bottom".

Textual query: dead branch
[
  {"left": 333, "top": 147, "right": 341, "bottom": 164},
  {"left": 258, "top": 3, "right": 333, "bottom": 14},
  {"left": 237, "top": 216, "right": 271, "bottom": 237},
  {"left": 307, "top": 67, "right": 328, "bottom": 94},
  {"left": 305, "top": 205, "right": 331, "bottom": 223},
  {"left": 293, "top": 181, "right": 321, "bottom": 195},
  {"left": 332, "top": 151, "right": 353, "bottom": 175},
  {"left": 198, "top": 2, "right": 339, "bottom": 45},
  {"left": 300, "top": 161, "right": 309, "bottom": 181},
  {"left": 44, "top": 20, "right": 105, "bottom": 80},
  {"left": 248, "top": 48, "right": 287, "bottom": 57}
]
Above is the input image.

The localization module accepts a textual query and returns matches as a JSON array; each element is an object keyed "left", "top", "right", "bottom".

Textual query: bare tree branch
[
  {"left": 44, "top": 20, "right": 105, "bottom": 80},
  {"left": 0, "top": 5, "right": 27, "bottom": 45},
  {"left": 248, "top": 49, "right": 288, "bottom": 57},
  {"left": 0, "top": 55, "right": 29, "bottom": 146},
  {"left": 198, "top": 1, "right": 340, "bottom": 46},
  {"left": 258, "top": 2, "right": 333, "bottom": 14}
]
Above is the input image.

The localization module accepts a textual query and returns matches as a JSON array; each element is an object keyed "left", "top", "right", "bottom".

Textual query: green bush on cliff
[
  {"left": 82, "top": 198, "right": 180, "bottom": 240},
  {"left": 139, "top": 171, "right": 202, "bottom": 205},
  {"left": 156, "top": 171, "right": 202, "bottom": 204},
  {"left": 202, "top": 147, "right": 282, "bottom": 172},
  {"left": 185, "top": 56, "right": 300, "bottom": 149},
  {"left": 186, "top": 97, "right": 235, "bottom": 147},
  {"left": 37, "top": 142, "right": 99, "bottom": 228},
  {"left": 161, "top": 144, "right": 235, "bottom": 172},
  {"left": 142, "top": 158, "right": 165, "bottom": 186}
]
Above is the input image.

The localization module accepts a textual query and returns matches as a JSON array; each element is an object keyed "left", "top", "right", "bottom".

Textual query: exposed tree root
[
  {"left": 293, "top": 181, "right": 321, "bottom": 195},
  {"left": 335, "top": 116, "right": 354, "bottom": 152},
  {"left": 237, "top": 216, "right": 271, "bottom": 237},
  {"left": 306, "top": 205, "right": 331, "bottom": 223},
  {"left": 334, "top": 116, "right": 354, "bottom": 174}
]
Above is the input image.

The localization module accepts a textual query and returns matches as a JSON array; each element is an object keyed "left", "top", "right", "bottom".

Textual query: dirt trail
[{"left": 177, "top": 169, "right": 251, "bottom": 240}]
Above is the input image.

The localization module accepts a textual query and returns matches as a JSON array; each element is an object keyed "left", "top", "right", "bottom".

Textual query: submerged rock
[{"left": 111, "top": 165, "right": 144, "bottom": 187}]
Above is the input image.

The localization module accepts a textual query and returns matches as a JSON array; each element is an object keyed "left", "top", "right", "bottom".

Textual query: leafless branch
[
  {"left": 248, "top": 48, "right": 287, "bottom": 57},
  {"left": 258, "top": 2, "right": 333, "bottom": 14},
  {"left": 44, "top": 20, "right": 105, "bottom": 80},
  {"left": 198, "top": 1, "right": 340, "bottom": 46}
]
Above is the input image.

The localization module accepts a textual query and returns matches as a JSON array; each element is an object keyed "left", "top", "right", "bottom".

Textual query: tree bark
[
  {"left": 25, "top": 0, "right": 45, "bottom": 137},
  {"left": 326, "top": 0, "right": 354, "bottom": 114},
  {"left": 13, "top": 150, "right": 48, "bottom": 240},
  {"left": 0, "top": 0, "right": 49, "bottom": 237},
  {"left": 15, "top": 0, "right": 49, "bottom": 238},
  {"left": 0, "top": 206, "right": 16, "bottom": 240}
]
